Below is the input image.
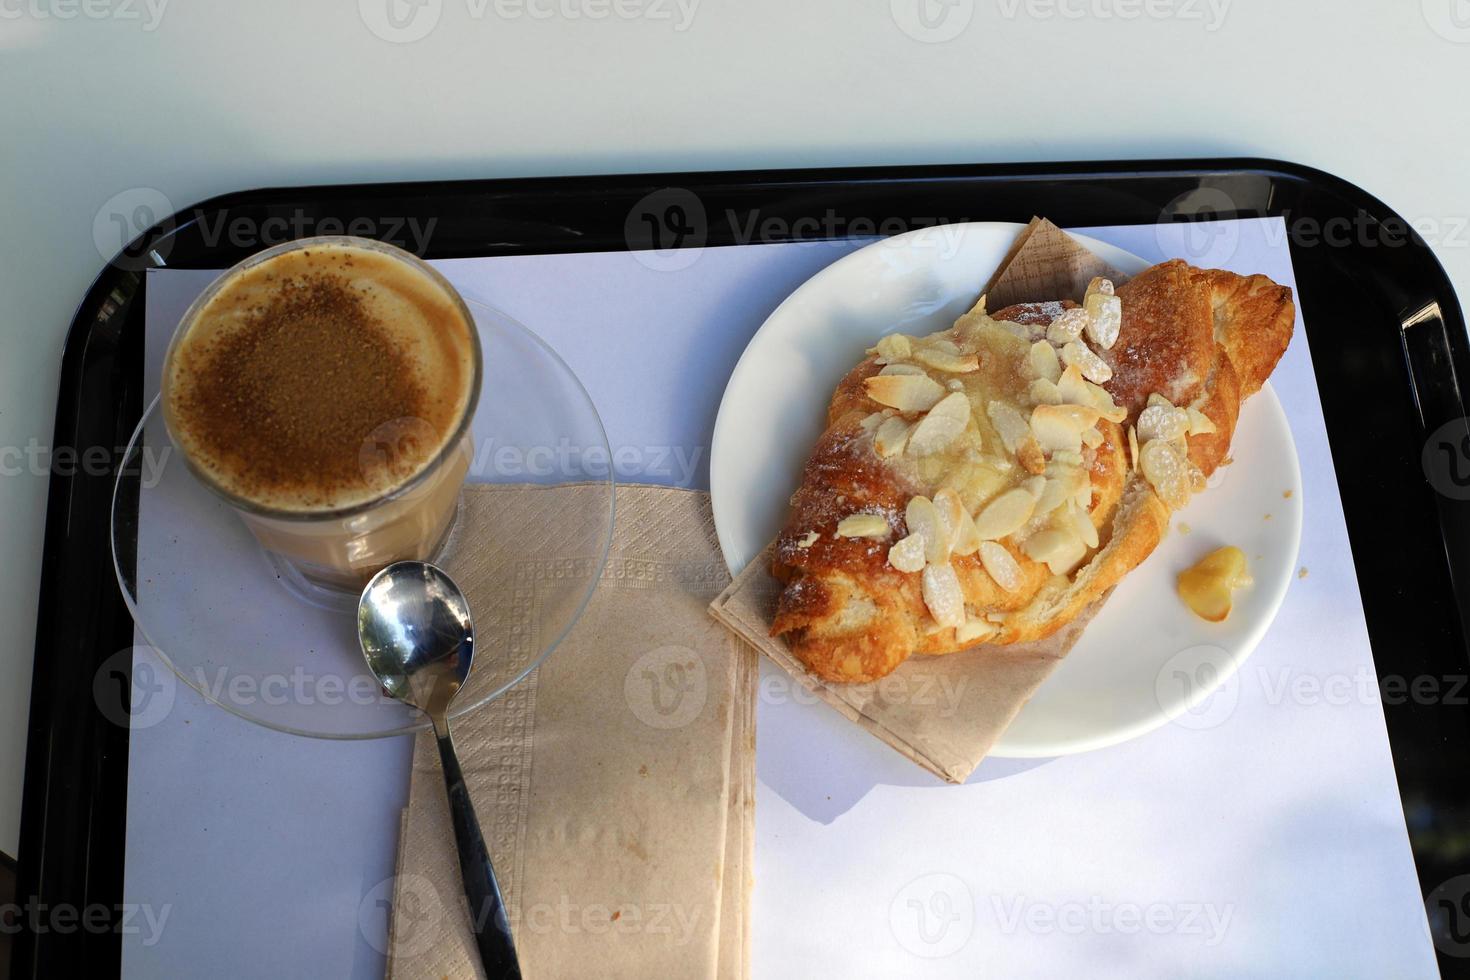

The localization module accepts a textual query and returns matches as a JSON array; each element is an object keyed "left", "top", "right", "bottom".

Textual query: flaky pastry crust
[{"left": 770, "top": 259, "right": 1294, "bottom": 684}]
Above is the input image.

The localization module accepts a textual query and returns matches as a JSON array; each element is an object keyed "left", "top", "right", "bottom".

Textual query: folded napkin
[
  {"left": 388, "top": 484, "right": 754, "bottom": 980},
  {"left": 709, "top": 219, "right": 1126, "bottom": 783}
]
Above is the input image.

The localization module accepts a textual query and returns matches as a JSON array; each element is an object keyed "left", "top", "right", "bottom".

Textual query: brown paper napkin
[
  {"left": 387, "top": 483, "right": 755, "bottom": 980},
  {"left": 709, "top": 218, "right": 1127, "bottom": 783}
]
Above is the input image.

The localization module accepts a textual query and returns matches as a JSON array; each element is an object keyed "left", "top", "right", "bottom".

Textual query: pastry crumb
[
  {"left": 1298, "top": 567, "right": 1309, "bottom": 579},
  {"left": 1263, "top": 513, "right": 1272, "bottom": 521},
  {"left": 1178, "top": 522, "right": 1191, "bottom": 534},
  {"left": 796, "top": 531, "right": 819, "bottom": 548},
  {"left": 1283, "top": 489, "right": 1293, "bottom": 498}
]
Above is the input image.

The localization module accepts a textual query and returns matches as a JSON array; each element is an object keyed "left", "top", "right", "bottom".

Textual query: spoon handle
[{"left": 436, "top": 730, "right": 522, "bottom": 979}]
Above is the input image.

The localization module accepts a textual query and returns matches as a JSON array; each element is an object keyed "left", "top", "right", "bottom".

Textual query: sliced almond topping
[
  {"left": 1127, "top": 425, "right": 1140, "bottom": 471},
  {"left": 1057, "top": 365, "right": 1127, "bottom": 423},
  {"left": 1147, "top": 393, "right": 1174, "bottom": 410},
  {"left": 987, "top": 400, "right": 1031, "bottom": 455},
  {"left": 887, "top": 532, "right": 927, "bottom": 573},
  {"left": 1060, "top": 338, "right": 1113, "bottom": 384},
  {"left": 974, "top": 487, "right": 1037, "bottom": 541},
  {"left": 858, "top": 412, "right": 886, "bottom": 433},
  {"left": 877, "top": 362, "right": 926, "bottom": 377},
  {"left": 836, "top": 513, "right": 890, "bottom": 539},
  {"left": 1028, "top": 340, "right": 1062, "bottom": 383},
  {"left": 907, "top": 392, "right": 972, "bottom": 456},
  {"left": 1083, "top": 291, "right": 1122, "bottom": 350},
  {"left": 1034, "top": 465, "right": 1083, "bottom": 516},
  {"left": 1085, "top": 276, "right": 1115, "bottom": 298},
  {"left": 915, "top": 346, "right": 980, "bottom": 374},
  {"left": 796, "top": 530, "right": 819, "bottom": 548},
  {"left": 1081, "top": 427, "right": 1103, "bottom": 449},
  {"left": 1052, "top": 449, "right": 1085, "bottom": 468},
  {"left": 921, "top": 563, "right": 966, "bottom": 629},
  {"left": 1137, "top": 404, "right": 1190, "bottom": 443},
  {"left": 873, "top": 416, "right": 913, "bottom": 458},
  {"left": 905, "top": 495, "right": 951, "bottom": 565},
  {"left": 871, "top": 334, "right": 912, "bottom": 361},
  {"left": 1046, "top": 308, "right": 1089, "bottom": 345},
  {"left": 1030, "top": 403, "right": 1101, "bottom": 454},
  {"left": 1139, "top": 438, "right": 1192, "bottom": 509},
  {"left": 1023, "top": 527, "right": 1087, "bottom": 576},
  {"left": 1029, "top": 378, "right": 1063, "bottom": 405},
  {"left": 935, "top": 488, "right": 981, "bottom": 556},
  {"left": 1065, "top": 500, "right": 1100, "bottom": 549},
  {"left": 1187, "top": 407, "right": 1218, "bottom": 436},
  {"left": 864, "top": 373, "right": 945, "bottom": 412},
  {"left": 995, "top": 319, "right": 1031, "bottom": 341},
  {"left": 945, "top": 460, "right": 1010, "bottom": 513},
  {"left": 1022, "top": 474, "right": 1047, "bottom": 499},
  {"left": 955, "top": 617, "right": 998, "bottom": 644},
  {"left": 978, "top": 541, "right": 1024, "bottom": 593}
]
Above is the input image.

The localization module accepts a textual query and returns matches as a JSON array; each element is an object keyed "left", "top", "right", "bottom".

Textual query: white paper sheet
[{"left": 123, "top": 220, "right": 1435, "bottom": 978}]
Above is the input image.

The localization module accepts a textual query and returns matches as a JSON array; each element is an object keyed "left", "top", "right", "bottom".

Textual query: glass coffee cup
[{"left": 160, "top": 236, "right": 482, "bottom": 595}]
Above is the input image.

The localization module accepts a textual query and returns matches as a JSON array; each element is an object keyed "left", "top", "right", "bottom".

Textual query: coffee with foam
[{"left": 162, "top": 238, "right": 481, "bottom": 591}]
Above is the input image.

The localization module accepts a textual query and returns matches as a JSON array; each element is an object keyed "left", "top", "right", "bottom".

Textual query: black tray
[{"left": 12, "top": 159, "right": 1470, "bottom": 978}]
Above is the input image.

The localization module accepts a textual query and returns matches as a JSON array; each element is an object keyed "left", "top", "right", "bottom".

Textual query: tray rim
[{"left": 15, "top": 156, "right": 1469, "bottom": 977}]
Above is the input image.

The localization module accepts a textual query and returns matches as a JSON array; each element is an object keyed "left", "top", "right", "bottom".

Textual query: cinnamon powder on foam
[{"left": 171, "top": 272, "right": 436, "bottom": 509}]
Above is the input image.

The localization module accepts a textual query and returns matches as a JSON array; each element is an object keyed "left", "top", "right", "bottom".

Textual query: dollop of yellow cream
[{"left": 1177, "top": 546, "right": 1252, "bottom": 622}]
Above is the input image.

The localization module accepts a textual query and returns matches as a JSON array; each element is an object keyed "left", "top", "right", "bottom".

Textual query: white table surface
[
  {"left": 122, "top": 218, "right": 1434, "bottom": 978},
  {"left": 3, "top": 0, "right": 1466, "bottom": 948}
]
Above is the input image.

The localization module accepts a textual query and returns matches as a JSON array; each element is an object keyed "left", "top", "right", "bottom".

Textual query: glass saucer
[{"left": 111, "top": 297, "right": 615, "bottom": 738}]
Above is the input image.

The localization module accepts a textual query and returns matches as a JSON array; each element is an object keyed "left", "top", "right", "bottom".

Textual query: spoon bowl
[{"left": 358, "top": 562, "right": 475, "bottom": 718}]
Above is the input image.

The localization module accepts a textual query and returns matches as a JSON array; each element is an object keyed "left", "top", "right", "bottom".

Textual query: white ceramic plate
[{"left": 710, "top": 222, "right": 1302, "bottom": 757}]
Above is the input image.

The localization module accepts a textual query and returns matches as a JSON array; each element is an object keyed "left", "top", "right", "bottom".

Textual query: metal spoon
[{"left": 357, "top": 561, "right": 521, "bottom": 979}]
